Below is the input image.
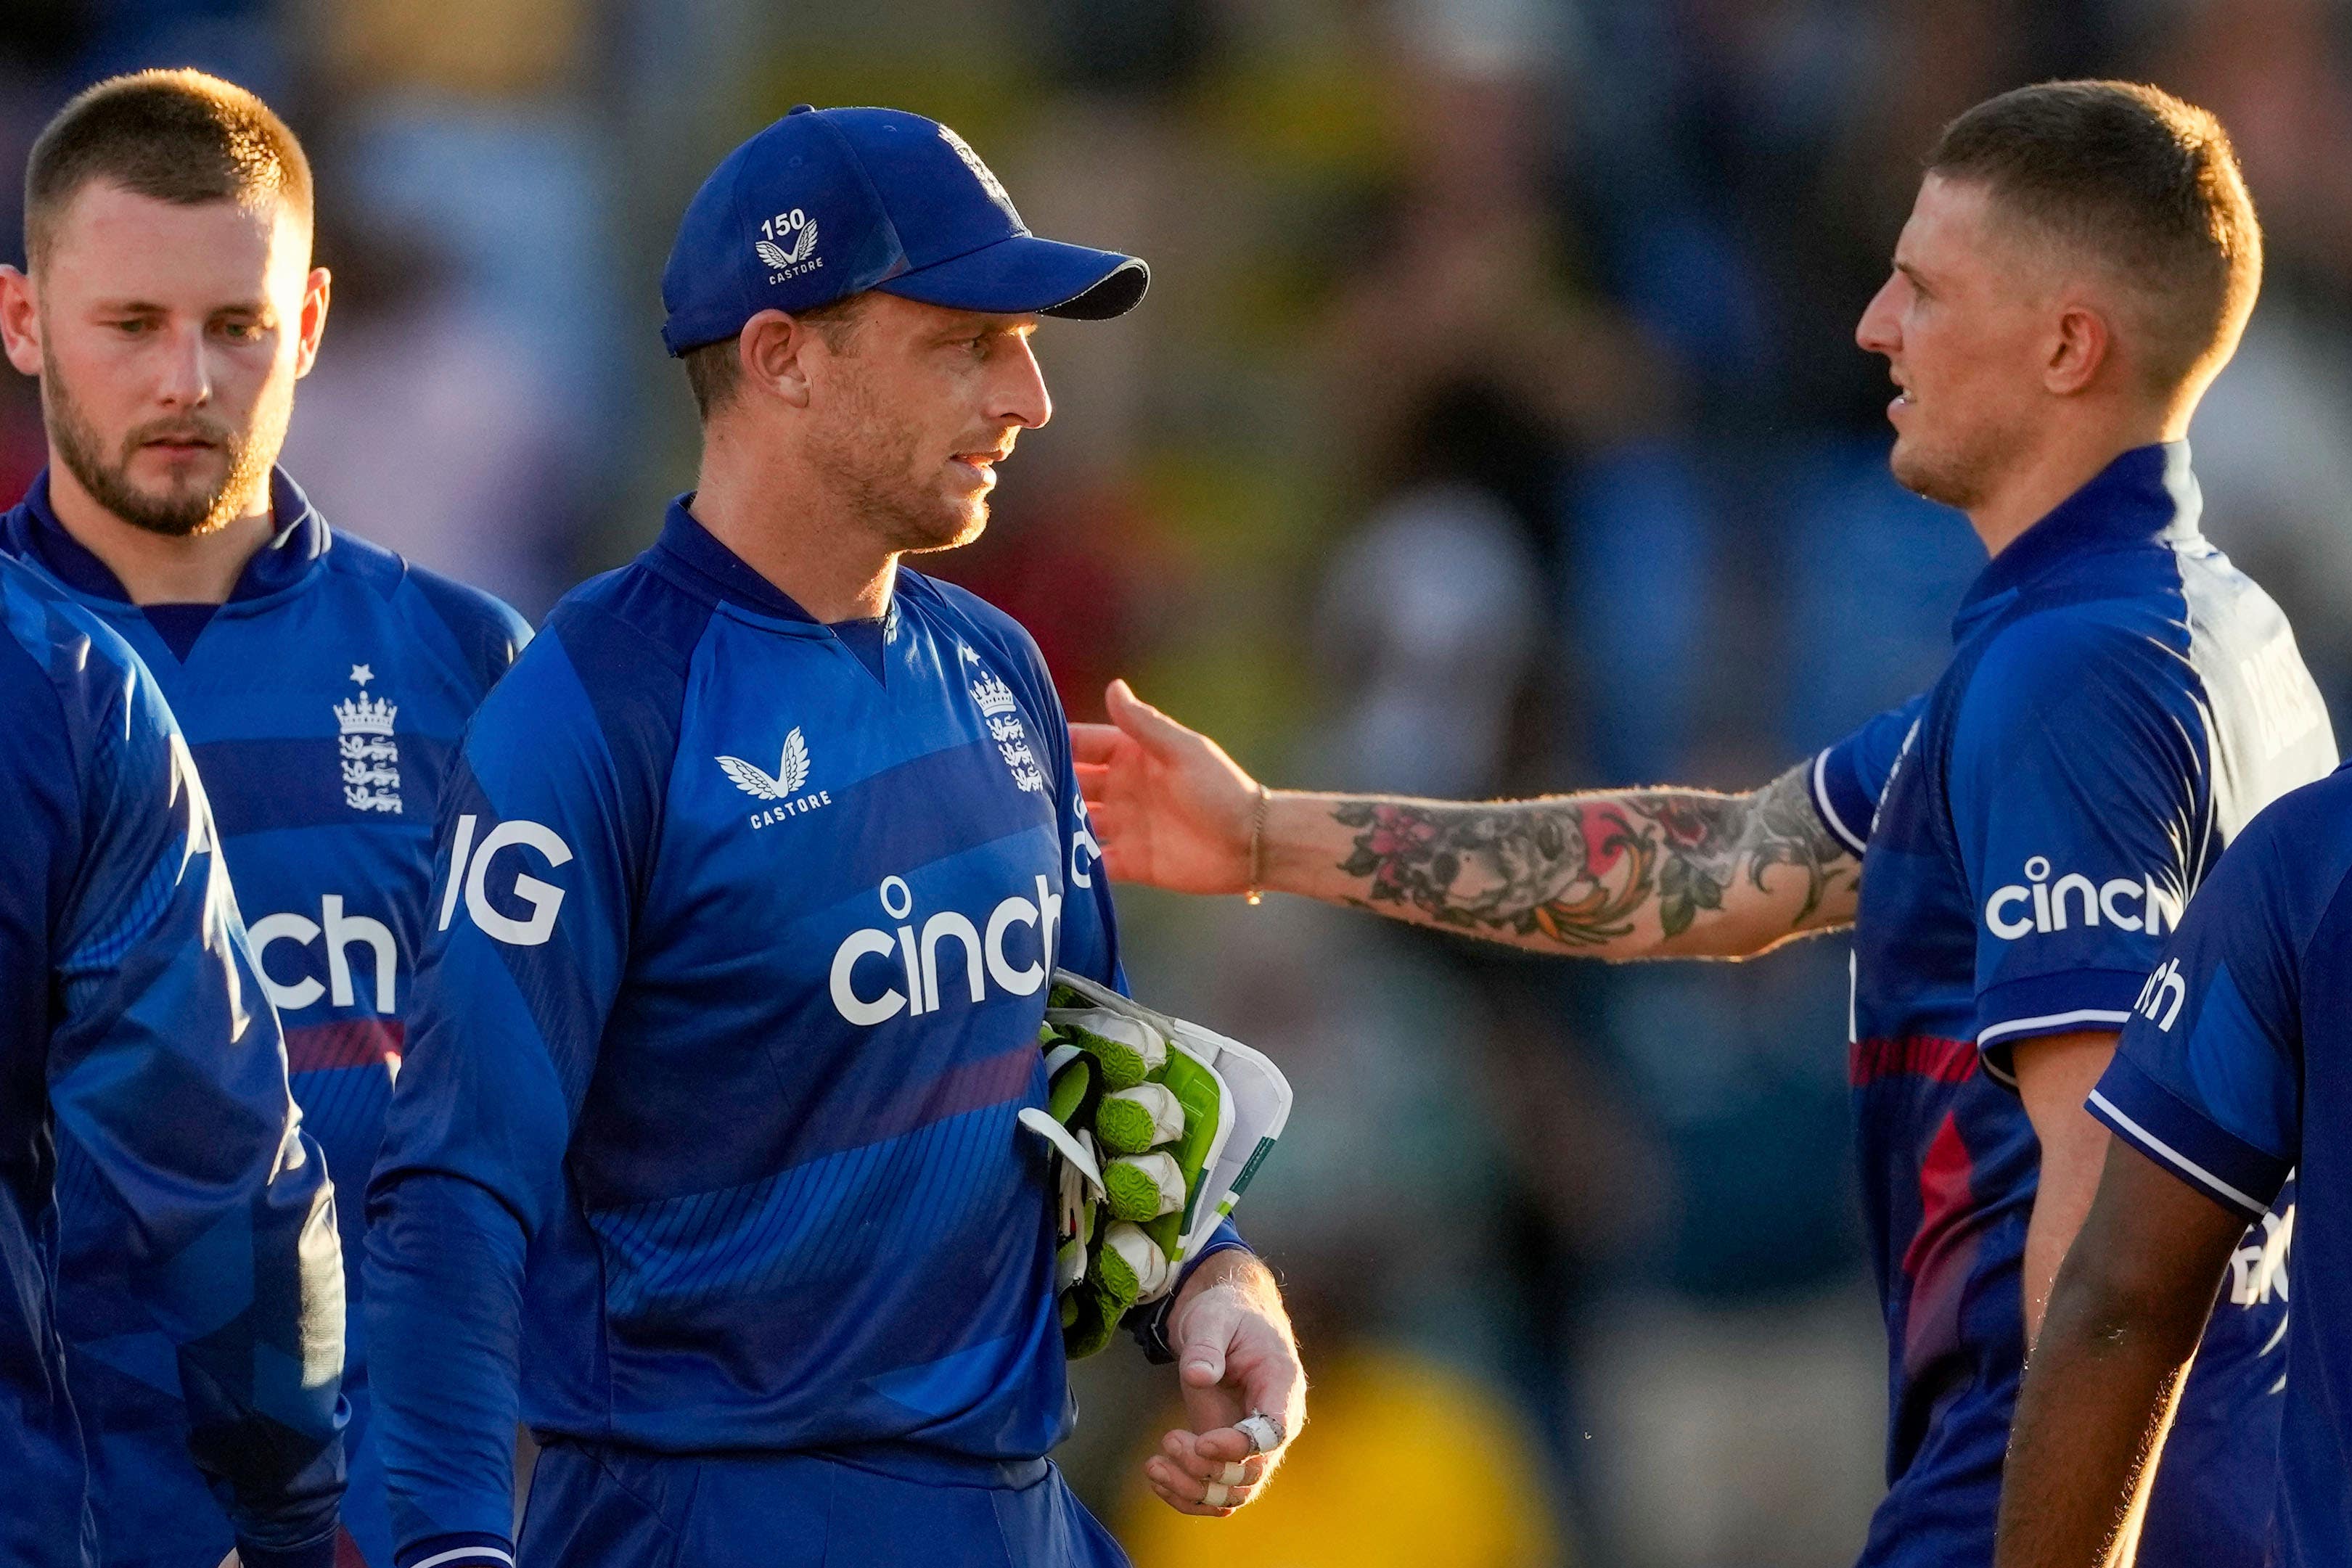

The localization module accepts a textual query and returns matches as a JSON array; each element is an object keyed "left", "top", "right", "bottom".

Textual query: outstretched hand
[
  {"left": 1142, "top": 1255, "right": 1306, "bottom": 1517},
  {"left": 1072, "top": 680, "right": 1264, "bottom": 895}
]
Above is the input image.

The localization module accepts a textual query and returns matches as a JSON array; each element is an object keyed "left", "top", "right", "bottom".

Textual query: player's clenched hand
[
  {"left": 1072, "top": 680, "right": 1261, "bottom": 894},
  {"left": 1144, "top": 1252, "right": 1305, "bottom": 1517}
]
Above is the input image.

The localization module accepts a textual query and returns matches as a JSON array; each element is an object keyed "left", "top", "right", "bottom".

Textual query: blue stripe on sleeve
[
  {"left": 1810, "top": 746, "right": 1874, "bottom": 859},
  {"left": 394, "top": 1528, "right": 516, "bottom": 1568},
  {"left": 2089, "top": 1049, "right": 2292, "bottom": 1219},
  {"left": 1973, "top": 966, "right": 2147, "bottom": 1085}
]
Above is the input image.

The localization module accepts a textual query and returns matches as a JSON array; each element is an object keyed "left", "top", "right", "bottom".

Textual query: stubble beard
[
  {"left": 43, "top": 349, "right": 283, "bottom": 538},
  {"left": 810, "top": 368, "right": 991, "bottom": 557},
  {"left": 1888, "top": 421, "right": 2000, "bottom": 512}
]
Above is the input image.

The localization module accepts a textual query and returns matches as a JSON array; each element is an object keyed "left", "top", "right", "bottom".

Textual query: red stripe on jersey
[
  {"left": 1902, "top": 1109, "right": 1986, "bottom": 1374},
  {"left": 286, "top": 1017, "right": 405, "bottom": 1074},
  {"left": 1851, "top": 1034, "right": 1978, "bottom": 1086}
]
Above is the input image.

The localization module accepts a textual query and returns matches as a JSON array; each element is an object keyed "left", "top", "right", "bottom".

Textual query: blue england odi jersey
[
  {"left": 0, "top": 553, "right": 345, "bottom": 1568},
  {"left": 2096, "top": 767, "right": 2352, "bottom": 1568},
  {"left": 1806, "top": 445, "right": 2335, "bottom": 1568},
  {"left": 367, "top": 501, "right": 1239, "bottom": 1568},
  {"left": 5, "top": 470, "right": 528, "bottom": 1568}
]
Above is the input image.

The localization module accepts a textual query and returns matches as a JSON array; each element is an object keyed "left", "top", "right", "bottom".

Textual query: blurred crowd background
[{"left": 10, "top": 1, "right": 2352, "bottom": 1564}]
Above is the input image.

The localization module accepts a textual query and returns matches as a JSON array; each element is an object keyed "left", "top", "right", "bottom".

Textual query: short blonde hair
[
  {"left": 1927, "top": 81, "right": 2261, "bottom": 393},
  {"left": 25, "top": 69, "right": 312, "bottom": 269}
]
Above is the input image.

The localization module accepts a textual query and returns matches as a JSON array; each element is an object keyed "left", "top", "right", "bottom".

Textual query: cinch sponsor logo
[
  {"left": 829, "top": 874, "right": 1061, "bottom": 1026},
  {"left": 1070, "top": 796, "right": 1102, "bottom": 890},
  {"left": 2229, "top": 1205, "right": 2292, "bottom": 1308},
  {"left": 2134, "top": 958, "right": 2188, "bottom": 1032},
  {"left": 1983, "top": 855, "right": 2181, "bottom": 941},
  {"left": 250, "top": 895, "right": 400, "bottom": 1014},
  {"left": 438, "top": 815, "right": 573, "bottom": 947}
]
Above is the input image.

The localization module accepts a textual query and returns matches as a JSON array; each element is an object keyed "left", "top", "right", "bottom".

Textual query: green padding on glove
[
  {"left": 1062, "top": 1279, "right": 1123, "bottom": 1359},
  {"left": 1047, "top": 1059, "right": 1092, "bottom": 1125},
  {"left": 1039, "top": 992, "right": 1227, "bottom": 1359},
  {"left": 1141, "top": 1048, "right": 1224, "bottom": 1258},
  {"left": 1105, "top": 1152, "right": 1187, "bottom": 1222},
  {"left": 1093, "top": 1083, "right": 1184, "bottom": 1155},
  {"left": 1058, "top": 1010, "right": 1166, "bottom": 1092},
  {"left": 1098, "top": 1221, "right": 1171, "bottom": 1300}
]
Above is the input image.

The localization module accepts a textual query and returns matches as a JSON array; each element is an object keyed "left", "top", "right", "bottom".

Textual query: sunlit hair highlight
[
  {"left": 25, "top": 68, "right": 312, "bottom": 270},
  {"left": 1927, "top": 81, "right": 2261, "bottom": 395}
]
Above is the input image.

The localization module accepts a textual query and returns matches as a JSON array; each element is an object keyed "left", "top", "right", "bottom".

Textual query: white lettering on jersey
[
  {"left": 249, "top": 895, "right": 400, "bottom": 1014},
  {"left": 829, "top": 874, "right": 1062, "bottom": 1026},
  {"left": 2227, "top": 1205, "right": 2292, "bottom": 1307},
  {"left": 1070, "top": 795, "right": 1102, "bottom": 890},
  {"left": 2240, "top": 632, "right": 2327, "bottom": 762},
  {"left": 438, "top": 814, "right": 573, "bottom": 946},
  {"left": 1983, "top": 855, "right": 2179, "bottom": 940},
  {"left": 2134, "top": 958, "right": 2189, "bottom": 1032}
]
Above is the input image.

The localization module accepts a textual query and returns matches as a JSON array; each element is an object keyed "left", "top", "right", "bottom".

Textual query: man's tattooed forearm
[{"left": 1331, "top": 763, "right": 1852, "bottom": 948}]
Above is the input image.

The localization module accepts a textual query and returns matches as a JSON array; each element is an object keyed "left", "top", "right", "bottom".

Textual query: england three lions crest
[
  {"left": 335, "top": 664, "right": 403, "bottom": 813},
  {"left": 963, "top": 646, "right": 1046, "bottom": 794}
]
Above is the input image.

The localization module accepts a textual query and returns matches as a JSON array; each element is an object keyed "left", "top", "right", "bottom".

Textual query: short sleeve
[
  {"left": 1952, "top": 618, "right": 2207, "bottom": 1081},
  {"left": 1808, "top": 693, "right": 1928, "bottom": 858},
  {"left": 2088, "top": 789, "right": 2340, "bottom": 1218}
]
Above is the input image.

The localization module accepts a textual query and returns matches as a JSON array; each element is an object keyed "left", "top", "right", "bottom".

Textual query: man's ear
[
  {"left": 295, "top": 266, "right": 332, "bottom": 378},
  {"left": 739, "top": 308, "right": 819, "bottom": 409},
  {"left": 2045, "top": 300, "right": 2111, "bottom": 397},
  {"left": 0, "top": 267, "right": 44, "bottom": 379}
]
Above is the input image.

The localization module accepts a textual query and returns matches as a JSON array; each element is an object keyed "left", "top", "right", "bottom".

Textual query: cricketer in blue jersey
[
  {"left": 1075, "top": 82, "right": 2313, "bottom": 1567},
  {"left": 366, "top": 106, "right": 1305, "bottom": 1568},
  {"left": 12, "top": 466, "right": 524, "bottom": 1568},
  {"left": 1994, "top": 770, "right": 2352, "bottom": 1568},
  {"left": 0, "top": 73, "right": 528, "bottom": 1568},
  {"left": 0, "top": 549, "right": 346, "bottom": 1568},
  {"left": 1806, "top": 439, "right": 2326, "bottom": 1567}
]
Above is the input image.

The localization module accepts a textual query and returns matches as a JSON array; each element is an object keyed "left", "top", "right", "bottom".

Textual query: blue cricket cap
[{"left": 661, "top": 104, "right": 1150, "bottom": 355}]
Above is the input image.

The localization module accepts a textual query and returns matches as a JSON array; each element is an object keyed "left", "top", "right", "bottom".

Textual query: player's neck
[
  {"left": 689, "top": 456, "right": 898, "bottom": 624},
  {"left": 1970, "top": 404, "right": 2181, "bottom": 559},
  {"left": 42, "top": 456, "right": 274, "bottom": 606}
]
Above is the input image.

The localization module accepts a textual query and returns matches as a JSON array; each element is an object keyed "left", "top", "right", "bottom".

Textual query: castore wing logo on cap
[{"left": 754, "top": 208, "right": 822, "bottom": 279}]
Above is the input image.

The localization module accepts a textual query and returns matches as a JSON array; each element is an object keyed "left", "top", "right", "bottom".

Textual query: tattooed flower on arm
[
  {"left": 1330, "top": 761, "right": 1856, "bottom": 959},
  {"left": 1067, "top": 680, "right": 1860, "bottom": 962}
]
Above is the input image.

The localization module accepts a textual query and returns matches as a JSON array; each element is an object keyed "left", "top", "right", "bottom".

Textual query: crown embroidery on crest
[
  {"left": 335, "top": 691, "right": 397, "bottom": 736},
  {"left": 970, "top": 669, "right": 1020, "bottom": 718},
  {"left": 336, "top": 665, "right": 403, "bottom": 813},
  {"left": 961, "top": 647, "right": 1045, "bottom": 793}
]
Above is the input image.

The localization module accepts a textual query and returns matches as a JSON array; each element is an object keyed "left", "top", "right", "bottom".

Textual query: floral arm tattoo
[{"left": 1332, "top": 761, "right": 1855, "bottom": 951}]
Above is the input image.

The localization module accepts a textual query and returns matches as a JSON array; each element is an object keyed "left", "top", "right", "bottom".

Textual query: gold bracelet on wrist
[{"left": 1245, "top": 784, "right": 1269, "bottom": 906}]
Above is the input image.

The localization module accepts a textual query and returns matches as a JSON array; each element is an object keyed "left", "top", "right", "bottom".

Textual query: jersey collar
[
  {"left": 1954, "top": 442, "right": 2200, "bottom": 636},
  {"left": 657, "top": 494, "right": 901, "bottom": 631},
  {"left": 6, "top": 465, "right": 330, "bottom": 606}
]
